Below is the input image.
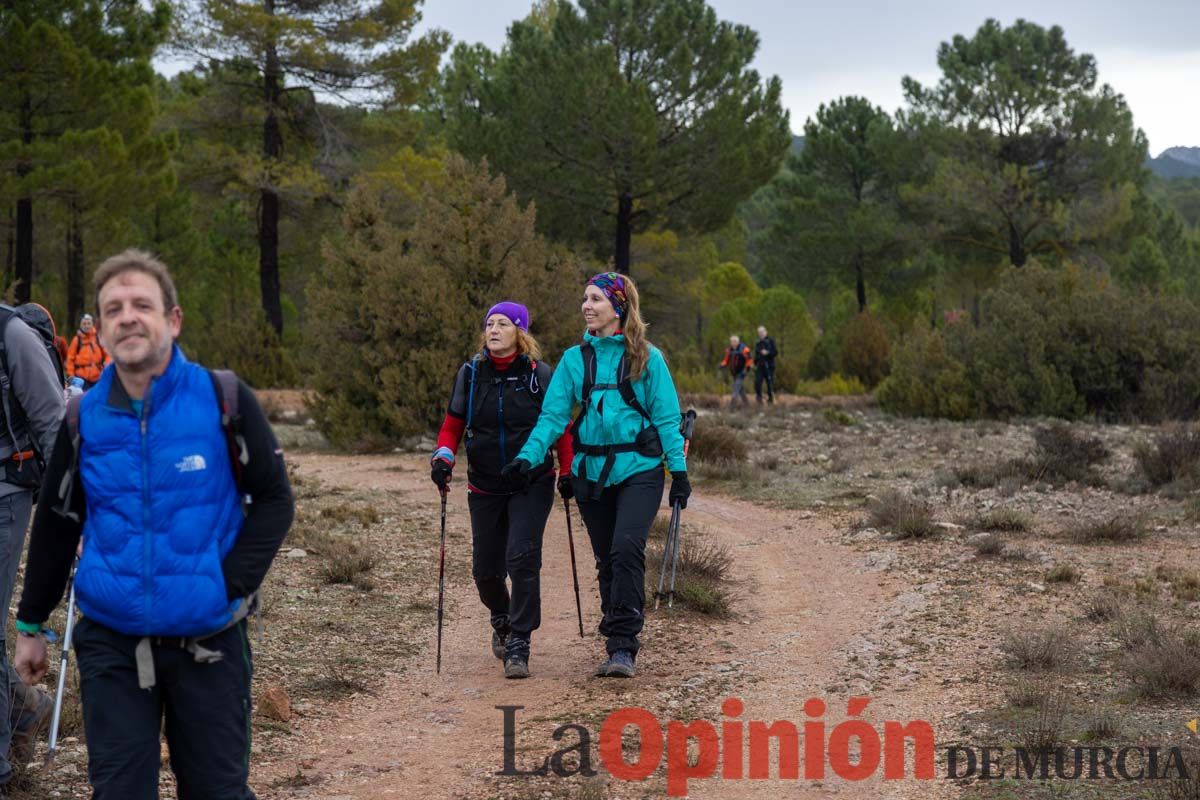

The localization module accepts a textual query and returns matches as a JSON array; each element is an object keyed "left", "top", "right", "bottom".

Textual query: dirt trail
[{"left": 261, "top": 454, "right": 966, "bottom": 799}]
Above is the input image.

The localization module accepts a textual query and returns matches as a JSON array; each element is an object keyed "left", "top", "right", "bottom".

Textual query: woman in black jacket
[{"left": 429, "top": 302, "right": 571, "bottom": 679}]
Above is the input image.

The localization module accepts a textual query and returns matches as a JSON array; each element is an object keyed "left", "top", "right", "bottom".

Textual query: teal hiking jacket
[{"left": 517, "top": 332, "right": 686, "bottom": 486}]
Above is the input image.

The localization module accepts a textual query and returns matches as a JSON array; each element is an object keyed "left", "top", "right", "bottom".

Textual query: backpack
[
  {"left": 0, "top": 304, "right": 67, "bottom": 488},
  {"left": 570, "top": 342, "right": 663, "bottom": 498}
]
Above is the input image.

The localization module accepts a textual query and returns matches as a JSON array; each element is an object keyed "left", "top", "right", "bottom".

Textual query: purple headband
[
  {"left": 587, "top": 272, "right": 628, "bottom": 319},
  {"left": 484, "top": 301, "right": 529, "bottom": 331}
]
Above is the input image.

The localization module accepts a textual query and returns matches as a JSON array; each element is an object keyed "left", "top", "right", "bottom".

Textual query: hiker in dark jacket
[
  {"left": 0, "top": 302, "right": 65, "bottom": 790},
  {"left": 754, "top": 325, "right": 778, "bottom": 405},
  {"left": 503, "top": 273, "right": 689, "bottom": 679},
  {"left": 14, "top": 249, "right": 293, "bottom": 800},
  {"left": 720, "top": 334, "right": 753, "bottom": 408},
  {"left": 430, "top": 301, "right": 572, "bottom": 679}
]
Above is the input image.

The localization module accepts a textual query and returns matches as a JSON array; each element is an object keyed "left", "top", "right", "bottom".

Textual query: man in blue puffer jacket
[{"left": 13, "top": 249, "right": 294, "bottom": 799}]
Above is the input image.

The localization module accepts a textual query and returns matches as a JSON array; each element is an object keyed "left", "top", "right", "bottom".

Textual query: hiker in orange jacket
[
  {"left": 719, "top": 335, "right": 753, "bottom": 408},
  {"left": 65, "top": 313, "right": 110, "bottom": 389}
]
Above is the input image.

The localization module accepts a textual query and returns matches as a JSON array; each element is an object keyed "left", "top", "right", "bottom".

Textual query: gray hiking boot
[
  {"left": 9, "top": 683, "right": 51, "bottom": 764},
  {"left": 503, "top": 638, "right": 530, "bottom": 679},
  {"left": 491, "top": 629, "right": 508, "bottom": 660},
  {"left": 604, "top": 650, "right": 636, "bottom": 678}
]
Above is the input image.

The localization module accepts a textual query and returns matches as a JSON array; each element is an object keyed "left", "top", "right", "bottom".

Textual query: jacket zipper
[{"left": 498, "top": 383, "right": 507, "bottom": 467}]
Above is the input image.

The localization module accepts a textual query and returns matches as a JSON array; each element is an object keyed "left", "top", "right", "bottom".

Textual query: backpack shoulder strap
[
  {"left": 465, "top": 353, "right": 483, "bottom": 432},
  {"left": 54, "top": 394, "right": 85, "bottom": 521},
  {"left": 615, "top": 354, "right": 652, "bottom": 423},
  {"left": 579, "top": 342, "right": 596, "bottom": 405},
  {"left": 208, "top": 369, "right": 248, "bottom": 493}
]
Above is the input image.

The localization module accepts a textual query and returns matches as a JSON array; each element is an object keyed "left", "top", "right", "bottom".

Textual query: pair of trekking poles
[
  {"left": 434, "top": 486, "right": 584, "bottom": 675},
  {"left": 434, "top": 408, "right": 697, "bottom": 672}
]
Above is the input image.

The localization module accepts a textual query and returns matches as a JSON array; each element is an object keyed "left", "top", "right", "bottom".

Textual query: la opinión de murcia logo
[{"left": 497, "top": 697, "right": 1194, "bottom": 797}]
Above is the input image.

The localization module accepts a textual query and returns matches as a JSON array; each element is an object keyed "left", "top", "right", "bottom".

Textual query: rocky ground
[{"left": 12, "top": 395, "right": 1200, "bottom": 800}]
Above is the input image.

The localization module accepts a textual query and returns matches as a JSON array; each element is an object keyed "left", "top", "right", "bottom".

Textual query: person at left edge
[
  {"left": 13, "top": 248, "right": 294, "bottom": 800},
  {"left": 430, "top": 301, "right": 573, "bottom": 680}
]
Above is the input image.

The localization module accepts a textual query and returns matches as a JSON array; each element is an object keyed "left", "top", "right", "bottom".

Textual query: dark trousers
[
  {"left": 0, "top": 491, "right": 33, "bottom": 786},
  {"left": 467, "top": 474, "right": 555, "bottom": 641},
  {"left": 572, "top": 467, "right": 664, "bottom": 656},
  {"left": 755, "top": 363, "right": 775, "bottom": 403},
  {"left": 73, "top": 616, "right": 255, "bottom": 800}
]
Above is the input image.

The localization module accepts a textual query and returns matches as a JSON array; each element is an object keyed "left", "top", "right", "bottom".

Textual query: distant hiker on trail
[
  {"left": 14, "top": 249, "right": 294, "bottom": 799},
  {"left": 502, "top": 272, "right": 689, "bottom": 679},
  {"left": 430, "top": 301, "right": 573, "bottom": 680},
  {"left": 754, "top": 325, "right": 778, "bottom": 405},
  {"left": 65, "top": 313, "right": 110, "bottom": 389},
  {"left": 720, "top": 334, "right": 753, "bottom": 408},
  {"left": 0, "top": 300, "right": 66, "bottom": 793}
]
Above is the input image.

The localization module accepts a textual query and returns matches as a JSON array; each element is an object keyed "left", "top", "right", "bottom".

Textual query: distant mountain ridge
[{"left": 1148, "top": 147, "right": 1200, "bottom": 180}]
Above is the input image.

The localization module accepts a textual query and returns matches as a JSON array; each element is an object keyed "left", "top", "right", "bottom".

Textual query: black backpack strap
[
  {"left": 208, "top": 369, "right": 248, "bottom": 495},
  {"left": 53, "top": 394, "right": 85, "bottom": 521},
  {"left": 464, "top": 354, "right": 484, "bottom": 437}
]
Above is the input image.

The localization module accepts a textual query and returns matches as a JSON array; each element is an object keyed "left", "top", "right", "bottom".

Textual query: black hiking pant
[
  {"left": 73, "top": 615, "right": 255, "bottom": 800},
  {"left": 468, "top": 473, "right": 555, "bottom": 643},
  {"left": 572, "top": 467, "right": 664, "bottom": 656},
  {"left": 755, "top": 363, "right": 775, "bottom": 404}
]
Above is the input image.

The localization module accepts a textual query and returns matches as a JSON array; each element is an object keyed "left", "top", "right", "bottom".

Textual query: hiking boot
[
  {"left": 604, "top": 650, "right": 636, "bottom": 678},
  {"left": 503, "top": 637, "right": 530, "bottom": 679},
  {"left": 594, "top": 656, "right": 613, "bottom": 677},
  {"left": 491, "top": 629, "right": 508, "bottom": 660},
  {"left": 504, "top": 654, "right": 530, "bottom": 679},
  {"left": 9, "top": 683, "right": 51, "bottom": 764}
]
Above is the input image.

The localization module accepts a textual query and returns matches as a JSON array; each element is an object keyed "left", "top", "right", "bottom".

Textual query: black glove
[
  {"left": 669, "top": 471, "right": 691, "bottom": 509},
  {"left": 431, "top": 459, "right": 452, "bottom": 490},
  {"left": 430, "top": 447, "right": 454, "bottom": 490},
  {"left": 557, "top": 474, "right": 574, "bottom": 500},
  {"left": 502, "top": 458, "right": 532, "bottom": 490}
]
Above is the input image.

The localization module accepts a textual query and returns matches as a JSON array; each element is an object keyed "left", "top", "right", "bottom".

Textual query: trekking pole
[
  {"left": 436, "top": 486, "right": 448, "bottom": 674},
  {"left": 667, "top": 501, "right": 684, "bottom": 608},
  {"left": 655, "top": 408, "right": 697, "bottom": 610},
  {"left": 664, "top": 409, "right": 697, "bottom": 609},
  {"left": 45, "top": 560, "right": 79, "bottom": 767},
  {"left": 562, "top": 498, "right": 584, "bottom": 637},
  {"left": 654, "top": 500, "right": 680, "bottom": 610}
]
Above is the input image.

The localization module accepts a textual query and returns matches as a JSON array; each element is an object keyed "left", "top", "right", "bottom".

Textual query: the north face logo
[{"left": 175, "top": 455, "right": 207, "bottom": 473}]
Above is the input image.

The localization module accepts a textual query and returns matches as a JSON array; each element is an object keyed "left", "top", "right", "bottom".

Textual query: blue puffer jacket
[{"left": 74, "top": 346, "right": 244, "bottom": 637}]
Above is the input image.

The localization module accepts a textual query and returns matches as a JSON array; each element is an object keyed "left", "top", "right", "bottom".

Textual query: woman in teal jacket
[{"left": 503, "top": 272, "right": 689, "bottom": 678}]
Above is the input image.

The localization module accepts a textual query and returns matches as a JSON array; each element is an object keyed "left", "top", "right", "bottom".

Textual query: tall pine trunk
[
  {"left": 854, "top": 249, "right": 867, "bottom": 312},
  {"left": 613, "top": 191, "right": 632, "bottom": 274},
  {"left": 258, "top": 1, "right": 284, "bottom": 335},
  {"left": 15, "top": 92, "right": 34, "bottom": 303},
  {"left": 67, "top": 199, "right": 85, "bottom": 325},
  {"left": 1008, "top": 220, "right": 1027, "bottom": 267}
]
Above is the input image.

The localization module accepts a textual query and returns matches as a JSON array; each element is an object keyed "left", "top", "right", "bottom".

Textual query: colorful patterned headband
[{"left": 587, "top": 272, "right": 628, "bottom": 319}]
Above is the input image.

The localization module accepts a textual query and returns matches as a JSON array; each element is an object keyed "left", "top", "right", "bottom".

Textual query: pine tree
[
  {"left": 438, "top": 0, "right": 790, "bottom": 274},
  {"left": 174, "top": 0, "right": 448, "bottom": 335}
]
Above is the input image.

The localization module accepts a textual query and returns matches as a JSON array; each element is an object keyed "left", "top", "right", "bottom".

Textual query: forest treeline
[{"left": 2, "top": 1, "right": 1198, "bottom": 448}]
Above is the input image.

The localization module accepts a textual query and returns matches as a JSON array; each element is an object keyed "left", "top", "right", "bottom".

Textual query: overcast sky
[{"left": 410, "top": 0, "right": 1199, "bottom": 156}]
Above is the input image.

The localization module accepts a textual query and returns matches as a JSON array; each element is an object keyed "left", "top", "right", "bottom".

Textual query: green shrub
[
  {"left": 1029, "top": 423, "right": 1109, "bottom": 484},
  {"left": 880, "top": 264, "right": 1200, "bottom": 422},
  {"left": 793, "top": 373, "right": 866, "bottom": 397},
  {"left": 688, "top": 421, "right": 748, "bottom": 464},
  {"left": 838, "top": 312, "right": 890, "bottom": 388},
  {"left": 1134, "top": 426, "right": 1200, "bottom": 487},
  {"left": 877, "top": 323, "right": 972, "bottom": 419},
  {"left": 309, "top": 156, "right": 583, "bottom": 450}
]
